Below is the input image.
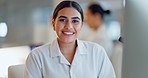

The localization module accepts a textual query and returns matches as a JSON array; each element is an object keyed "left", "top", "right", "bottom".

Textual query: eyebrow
[
  {"left": 58, "top": 16, "right": 67, "bottom": 19},
  {"left": 58, "top": 16, "right": 80, "bottom": 20},
  {"left": 71, "top": 17, "right": 80, "bottom": 20}
]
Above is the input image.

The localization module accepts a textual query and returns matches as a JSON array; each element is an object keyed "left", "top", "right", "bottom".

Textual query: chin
[
  {"left": 61, "top": 38, "right": 77, "bottom": 44},
  {"left": 65, "top": 39, "right": 76, "bottom": 43}
]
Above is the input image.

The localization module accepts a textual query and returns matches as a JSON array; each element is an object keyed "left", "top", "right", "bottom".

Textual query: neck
[
  {"left": 57, "top": 39, "right": 77, "bottom": 54},
  {"left": 57, "top": 39, "right": 77, "bottom": 64}
]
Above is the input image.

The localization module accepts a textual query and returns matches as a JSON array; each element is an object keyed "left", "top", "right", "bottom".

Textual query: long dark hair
[
  {"left": 88, "top": 3, "right": 111, "bottom": 19},
  {"left": 53, "top": 1, "right": 84, "bottom": 22}
]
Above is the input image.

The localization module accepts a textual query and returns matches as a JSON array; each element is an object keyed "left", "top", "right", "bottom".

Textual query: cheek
[
  {"left": 55, "top": 26, "right": 62, "bottom": 33},
  {"left": 54, "top": 22, "right": 63, "bottom": 31},
  {"left": 87, "top": 20, "right": 92, "bottom": 26},
  {"left": 86, "top": 16, "right": 92, "bottom": 23},
  {"left": 54, "top": 26, "right": 61, "bottom": 34},
  {"left": 75, "top": 25, "right": 82, "bottom": 33}
]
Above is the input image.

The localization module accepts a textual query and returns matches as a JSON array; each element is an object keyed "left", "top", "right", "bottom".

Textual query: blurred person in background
[
  {"left": 83, "top": 3, "right": 123, "bottom": 78},
  {"left": 24, "top": 1, "right": 116, "bottom": 78},
  {"left": 82, "top": 3, "right": 114, "bottom": 58}
]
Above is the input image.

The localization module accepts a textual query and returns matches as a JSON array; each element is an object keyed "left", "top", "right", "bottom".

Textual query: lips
[{"left": 62, "top": 31, "right": 75, "bottom": 35}]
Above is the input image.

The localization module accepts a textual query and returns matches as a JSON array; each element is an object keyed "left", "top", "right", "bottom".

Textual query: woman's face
[
  {"left": 52, "top": 7, "right": 82, "bottom": 44},
  {"left": 85, "top": 9, "right": 101, "bottom": 29},
  {"left": 85, "top": 9, "right": 95, "bottom": 28}
]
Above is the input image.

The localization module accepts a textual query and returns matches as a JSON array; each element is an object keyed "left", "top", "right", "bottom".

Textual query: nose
[{"left": 64, "top": 21, "right": 73, "bottom": 29}]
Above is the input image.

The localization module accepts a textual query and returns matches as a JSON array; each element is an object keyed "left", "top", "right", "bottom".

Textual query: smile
[{"left": 62, "top": 31, "right": 75, "bottom": 35}]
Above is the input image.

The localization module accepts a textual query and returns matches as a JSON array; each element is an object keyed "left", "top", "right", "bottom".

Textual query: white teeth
[{"left": 63, "top": 31, "right": 74, "bottom": 35}]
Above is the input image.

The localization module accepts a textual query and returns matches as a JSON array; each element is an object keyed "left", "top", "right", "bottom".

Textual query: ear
[{"left": 52, "top": 19, "right": 56, "bottom": 31}]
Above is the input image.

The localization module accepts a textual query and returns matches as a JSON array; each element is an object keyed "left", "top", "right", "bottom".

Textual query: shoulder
[
  {"left": 79, "top": 40, "right": 104, "bottom": 50},
  {"left": 29, "top": 42, "right": 52, "bottom": 57},
  {"left": 78, "top": 40, "right": 109, "bottom": 63},
  {"left": 78, "top": 40, "right": 106, "bottom": 55}
]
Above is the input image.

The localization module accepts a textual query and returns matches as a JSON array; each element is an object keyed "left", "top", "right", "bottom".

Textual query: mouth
[{"left": 62, "top": 31, "right": 75, "bottom": 35}]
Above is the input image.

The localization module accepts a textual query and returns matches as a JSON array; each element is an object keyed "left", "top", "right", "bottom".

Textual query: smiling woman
[
  {"left": 24, "top": 1, "right": 116, "bottom": 78},
  {"left": 52, "top": 7, "right": 82, "bottom": 44}
]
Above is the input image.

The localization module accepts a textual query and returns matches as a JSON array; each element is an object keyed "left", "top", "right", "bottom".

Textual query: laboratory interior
[{"left": 0, "top": 0, "right": 148, "bottom": 78}]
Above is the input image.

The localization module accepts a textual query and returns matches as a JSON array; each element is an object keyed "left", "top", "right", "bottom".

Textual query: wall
[{"left": 122, "top": 0, "right": 148, "bottom": 78}]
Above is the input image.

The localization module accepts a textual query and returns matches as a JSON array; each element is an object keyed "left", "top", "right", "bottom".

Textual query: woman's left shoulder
[
  {"left": 78, "top": 39, "right": 105, "bottom": 52},
  {"left": 78, "top": 40, "right": 107, "bottom": 59}
]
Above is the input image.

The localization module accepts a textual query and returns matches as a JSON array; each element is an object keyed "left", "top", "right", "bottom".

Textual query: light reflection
[
  {"left": 107, "top": 21, "right": 121, "bottom": 40},
  {"left": 0, "top": 22, "right": 8, "bottom": 37},
  {"left": 0, "top": 46, "right": 30, "bottom": 78}
]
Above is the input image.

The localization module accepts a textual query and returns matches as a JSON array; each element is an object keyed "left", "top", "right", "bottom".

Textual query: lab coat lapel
[
  {"left": 50, "top": 39, "right": 70, "bottom": 65},
  {"left": 71, "top": 39, "right": 88, "bottom": 66}
]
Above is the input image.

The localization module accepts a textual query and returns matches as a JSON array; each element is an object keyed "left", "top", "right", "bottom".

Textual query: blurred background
[
  {"left": 0, "top": 0, "right": 124, "bottom": 47},
  {"left": 0, "top": 0, "right": 125, "bottom": 78},
  {"left": 0, "top": 0, "right": 124, "bottom": 78}
]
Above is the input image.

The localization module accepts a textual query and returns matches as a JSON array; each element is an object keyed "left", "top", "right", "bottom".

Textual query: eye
[
  {"left": 72, "top": 20, "right": 79, "bottom": 24},
  {"left": 59, "top": 19, "right": 66, "bottom": 23}
]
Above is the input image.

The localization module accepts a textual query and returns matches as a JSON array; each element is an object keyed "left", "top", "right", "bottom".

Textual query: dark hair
[
  {"left": 88, "top": 3, "right": 111, "bottom": 19},
  {"left": 53, "top": 1, "right": 84, "bottom": 22}
]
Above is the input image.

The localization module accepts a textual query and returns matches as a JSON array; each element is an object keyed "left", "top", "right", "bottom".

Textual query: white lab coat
[{"left": 24, "top": 39, "right": 116, "bottom": 78}]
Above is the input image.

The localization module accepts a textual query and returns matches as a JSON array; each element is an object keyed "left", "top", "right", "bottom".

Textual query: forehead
[{"left": 57, "top": 7, "right": 81, "bottom": 19}]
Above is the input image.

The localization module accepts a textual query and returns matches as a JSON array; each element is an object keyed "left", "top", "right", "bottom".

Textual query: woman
[
  {"left": 24, "top": 1, "right": 116, "bottom": 78},
  {"left": 84, "top": 3, "right": 113, "bottom": 58}
]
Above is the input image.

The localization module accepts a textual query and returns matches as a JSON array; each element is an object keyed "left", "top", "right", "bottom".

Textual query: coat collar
[{"left": 50, "top": 39, "right": 88, "bottom": 58}]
